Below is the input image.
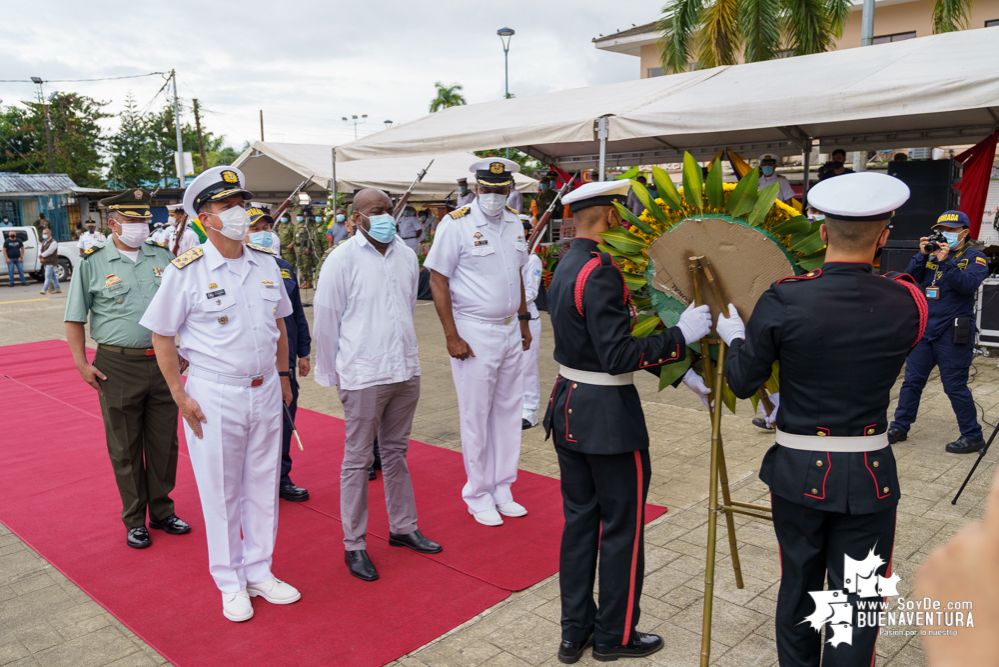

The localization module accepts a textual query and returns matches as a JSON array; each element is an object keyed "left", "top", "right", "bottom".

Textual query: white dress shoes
[
  {"left": 469, "top": 508, "right": 504, "bottom": 526},
  {"left": 222, "top": 590, "right": 253, "bottom": 622},
  {"left": 496, "top": 501, "right": 528, "bottom": 517},
  {"left": 247, "top": 578, "right": 301, "bottom": 604}
]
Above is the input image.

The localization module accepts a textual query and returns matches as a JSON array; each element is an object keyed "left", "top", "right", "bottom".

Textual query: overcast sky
[{"left": 0, "top": 1, "right": 656, "bottom": 150}]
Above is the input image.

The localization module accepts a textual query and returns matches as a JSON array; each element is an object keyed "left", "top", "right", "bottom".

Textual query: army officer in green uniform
[{"left": 64, "top": 188, "right": 192, "bottom": 549}]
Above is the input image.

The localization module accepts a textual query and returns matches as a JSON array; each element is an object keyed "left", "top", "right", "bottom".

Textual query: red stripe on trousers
[{"left": 622, "top": 451, "right": 643, "bottom": 645}]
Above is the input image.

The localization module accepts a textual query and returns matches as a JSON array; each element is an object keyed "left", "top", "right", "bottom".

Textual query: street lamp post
[
  {"left": 497, "top": 27, "right": 515, "bottom": 159},
  {"left": 384, "top": 120, "right": 394, "bottom": 130},
  {"left": 342, "top": 114, "right": 368, "bottom": 140}
]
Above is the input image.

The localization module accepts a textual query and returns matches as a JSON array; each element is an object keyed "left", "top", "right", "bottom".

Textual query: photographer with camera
[{"left": 888, "top": 210, "right": 989, "bottom": 453}]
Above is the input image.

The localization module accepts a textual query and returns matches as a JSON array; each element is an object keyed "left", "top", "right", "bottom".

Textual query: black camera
[{"left": 924, "top": 230, "right": 947, "bottom": 253}]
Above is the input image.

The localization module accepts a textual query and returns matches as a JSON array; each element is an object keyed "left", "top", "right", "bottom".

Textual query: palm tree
[
  {"left": 932, "top": 0, "right": 975, "bottom": 33},
  {"left": 429, "top": 82, "right": 467, "bottom": 113},
  {"left": 657, "top": 0, "right": 851, "bottom": 74}
]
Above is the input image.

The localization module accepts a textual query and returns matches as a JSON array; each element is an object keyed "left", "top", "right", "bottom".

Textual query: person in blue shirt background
[
  {"left": 248, "top": 209, "right": 313, "bottom": 501},
  {"left": 888, "top": 210, "right": 989, "bottom": 453}
]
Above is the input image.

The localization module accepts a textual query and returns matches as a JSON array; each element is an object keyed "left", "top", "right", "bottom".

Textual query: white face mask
[
  {"left": 212, "top": 205, "right": 251, "bottom": 241},
  {"left": 115, "top": 222, "right": 150, "bottom": 248},
  {"left": 478, "top": 193, "right": 507, "bottom": 217}
]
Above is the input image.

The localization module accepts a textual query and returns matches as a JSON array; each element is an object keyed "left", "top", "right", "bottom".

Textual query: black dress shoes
[
  {"left": 946, "top": 436, "right": 986, "bottom": 454},
  {"left": 522, "top": 419, "right": 534, "bottom": 430},
  {"left": 279, "top": 484, "right": 310, "bottom": 502},
  {"left": 345, "top": 550, "right": 379, "bottom": 581},
  {"left": 592, "top": 632, "right": 664, "bottom": 661},
  {"left": 557, "top": 636, "right": 593, "bottom": 664},
  {"left": 389, "top": 529, "right": 443, "bottom": 554},
  {"left": 148, "top": 514, "right": 191, "bottom": 535},
  {"left": 887, "top": 426, "right": 907, "bottom": 445},
  {"left": 368, "top": 466, "right": 377, "bottom": 481},
  {"left": 127, "top": 526, "right": 151, "bottom": 549},
  {"left": 751, "top": 417, "right": 773, "bottom": 431}
]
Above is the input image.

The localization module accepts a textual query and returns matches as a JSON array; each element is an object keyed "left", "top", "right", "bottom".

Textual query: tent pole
[
  {"left": 802, "top": 140, "right": 811, "bottom": 208},
  {"left": 597, "top": 117, "right": 609, "bottom": 182},
  {"left": 331, "top": 148, "right": 338, "bottom": 212}
]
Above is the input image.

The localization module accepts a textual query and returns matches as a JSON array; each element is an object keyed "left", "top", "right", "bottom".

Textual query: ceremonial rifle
[
  {"left": 527, "top": 173, "right": 577, "bottom": 254},
  {"left": 271, "top": 179, "right": 310, "bottom": 223},
  {"left": 392, "top": 159, "right": 435, "bottom": 221}
]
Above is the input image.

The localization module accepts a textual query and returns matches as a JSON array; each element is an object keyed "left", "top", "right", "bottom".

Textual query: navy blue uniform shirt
[
  {"left": 904, "top": 244, "right": 987, "bottom": 341},
  {"left": 275, "top": 256, "right": 311, "bottom": 366}
]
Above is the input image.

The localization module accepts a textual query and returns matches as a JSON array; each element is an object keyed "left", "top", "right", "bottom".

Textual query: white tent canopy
[
  {"left": 335, "top": 29, "right": 999, "bottom": 170},
  {"left": 233, "top": 142, "right": 538, "bottom": 203}
]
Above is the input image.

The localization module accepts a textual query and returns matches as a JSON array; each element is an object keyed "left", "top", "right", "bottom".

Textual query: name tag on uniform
[
  {"left": 926, "top": 286, "right": 940, "bottom": 300},
  {"left": 474, "top": 240, "right": 489, "bottom": 246},
  {"left": 206, "top": 289, "right": 226, "bottom": 299}
]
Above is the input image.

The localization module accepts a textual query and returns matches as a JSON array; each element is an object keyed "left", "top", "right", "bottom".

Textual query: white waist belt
[
  {"left": 559, "top": 365, "right": 634, "bottom": 387},
  {"left": 775, "top": 428, "right": 889, "bottom": 453},
  {"left": 454, "top": 312, "right": 516, "bottom": 325},
  {"left": 188, "top": 366, "right": 275, "bottom": 387}
]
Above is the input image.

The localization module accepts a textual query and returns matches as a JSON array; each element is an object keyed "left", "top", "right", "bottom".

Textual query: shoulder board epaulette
[
  {"left": 170, "top": 247, "right": 204, "bottom": 269},
  {"left": 280, "top": 268, "right": 292, "bottom": 280},
  {"left": 448, "top": 207, "right": 471, "bottom": 219},
  {"left": 247, "top": 243, "right": 277, "bottom": 255},
  {"left": 506, "top": 206, "right": 519, "bottom": 215},
  {"left": 776, "top": 268, "right": 822, "bottom": 284},
  {"left": 82, "top": 246, "right": 100, "bottom": 259},
  {"left": 145, "top": 239, "right": 168, "bottom": 249}
]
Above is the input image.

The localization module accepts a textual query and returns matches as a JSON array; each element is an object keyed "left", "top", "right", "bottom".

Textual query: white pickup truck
[{"left": 2, "top": 226, "right": 79, "bottom": 283}]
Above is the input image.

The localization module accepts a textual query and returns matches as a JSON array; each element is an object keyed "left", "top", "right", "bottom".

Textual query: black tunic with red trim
[
  {"left": 725, "top": 261, "right": 926, "bottom": 514},
  {"left": 543, "top": 237, "right": 688, "bottom": 455}
]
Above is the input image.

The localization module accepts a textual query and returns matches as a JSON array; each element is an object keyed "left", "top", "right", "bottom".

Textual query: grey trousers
[{"left": 338, "top": 376, "right": 421, "bottom": 550}]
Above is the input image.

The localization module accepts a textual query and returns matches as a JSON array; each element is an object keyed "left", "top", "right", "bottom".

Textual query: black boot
[
  {"left": 887, "top": 425, "right": 907, "bottom": 445},
  {"left": 946, "top": 435, "right": 986, "bottom": 454},
  {"left": 592, "top": 632, "right": 663, "bottom": 661},
  {"left": 557, "top": 636, "right": 593, "bottom": 664}
]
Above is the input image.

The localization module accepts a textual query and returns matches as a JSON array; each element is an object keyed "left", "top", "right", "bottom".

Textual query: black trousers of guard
[
  {"left": 771, "top": 493, "right": 896, "bottom": 667},
  {"left": 280, "top": 369, "right": 299, "bottom": 487},
  {"left": 555, "top": 446, "right": 651, "bottom": 646}
]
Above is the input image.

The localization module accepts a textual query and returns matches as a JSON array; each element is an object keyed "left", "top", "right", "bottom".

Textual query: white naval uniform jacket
[
  {"left": 139, "top": 239, "right": 293, "bottom": 378},
  {"left": 423, "top": 203, "right": 529, "bottom": 320}
]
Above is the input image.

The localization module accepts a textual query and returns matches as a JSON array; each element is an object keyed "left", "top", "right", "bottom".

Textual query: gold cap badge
[{"left": 222, "top": 170, "right": 238, "bottom": 184}]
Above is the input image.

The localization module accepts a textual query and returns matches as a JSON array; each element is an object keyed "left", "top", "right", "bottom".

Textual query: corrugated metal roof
[{"left": 0, "top": 173, "right": 77, "bottom": 195}]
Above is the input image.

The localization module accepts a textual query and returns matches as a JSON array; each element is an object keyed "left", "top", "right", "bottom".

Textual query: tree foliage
[
  {"left": 0, "top": 93, "right": 109, "bottom": 187},
  {"left": 429, "top": 82, "right": 467, "bottom": 112}
]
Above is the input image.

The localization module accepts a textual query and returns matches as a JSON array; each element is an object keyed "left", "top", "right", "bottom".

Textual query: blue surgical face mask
[
  {"left": 942, "top": 231, "right": 960, "bottom": 246},
  {"left": 296, "top": 216, "right": 304, "bottom": 222},
  {"left": 761, "top": 165, "right": 775, "bottom": 176},
  {"left": 419, "top": 215, "right": 427, "bottom": 221},
  {"left": 362, "top": 212, "right": 397, "bottom": 243},
  {"left": 458, "top": 186, "right": 467, "bottom": 193},
  {"left": 248, "top": 231, "right": 273, "bottom": 248},
  {"left": 336, "top": 214, "right": 346, "bottom": 223},
  {"left": 539, "top": 183, "right": 548, "bottom": 191}
]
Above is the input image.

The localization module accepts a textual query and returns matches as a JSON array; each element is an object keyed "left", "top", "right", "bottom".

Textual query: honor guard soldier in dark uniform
[
  {"left": 888, "top": 209, "right": 988, "bottom": 453},
  {"left": 247, "top": 207, "right": 312, "bottom": 502},
  {"left": 720, "top": 172, "right": 926, "bottom": 667},
  {"left": 543, "top": 180, "right": 712, "bottom": 663},
  {"left": 64, "top": 188, "right": 191, "bottom": 549}
]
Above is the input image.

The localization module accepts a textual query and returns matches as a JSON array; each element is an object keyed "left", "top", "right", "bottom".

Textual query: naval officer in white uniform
[
  {"left": 521, "top": 247, "right": 543, "bottom": 429},
  {"left": 758, "top": 153, "right": 796, "bottom": 205},
  {"left": 425, "top": 157, "right": 532, "bottom": 527},
  {"left": 141, "top": 165, "right": 301, "bottom": 623}
]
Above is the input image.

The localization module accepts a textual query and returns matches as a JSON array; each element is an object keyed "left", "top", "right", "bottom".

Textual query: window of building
[
  {"left": 0, "top": 200, "right": 21, "bottom": 225},
  {"left": 872, "top": 31, "right": 917, "bottom": 44},
  {"left": 986, "top": 18, "right": 999, "bottom": 26},
  {"left": 647, "top": 67, "right": 664, "bottom": 78}
]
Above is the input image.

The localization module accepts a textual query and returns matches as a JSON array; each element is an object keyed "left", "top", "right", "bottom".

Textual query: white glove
[
  {"left": 682, "top": 368, "right": 712, "bottom": 409},
  {"left": 715, "top": 303, "right": 746, "bottom": 346},
  {"left": 763, "top": 392, "right": 780, "bottom": 429},
  {"left": 678, "top": 303, "right": 712, "bottom": 345}
]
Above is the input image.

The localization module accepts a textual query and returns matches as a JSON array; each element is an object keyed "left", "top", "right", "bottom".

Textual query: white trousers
[
  {"left": 521, "top": 317, "right": 542, "bottom": 425},
  {"left": 184, "top": 372, "right": 283, "bottom": 593},
  {"left": 451, "top": 318, "right": 524, "bottom": 513}
]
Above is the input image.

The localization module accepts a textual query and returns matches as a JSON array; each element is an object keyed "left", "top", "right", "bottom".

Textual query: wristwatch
[{"left": 518, "top": 313, "right": 531, "bottom": 321}]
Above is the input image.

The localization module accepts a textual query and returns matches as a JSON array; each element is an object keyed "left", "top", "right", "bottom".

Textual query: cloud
[{"left": 0, "top": 0, "right": 654, "bottom": 148}]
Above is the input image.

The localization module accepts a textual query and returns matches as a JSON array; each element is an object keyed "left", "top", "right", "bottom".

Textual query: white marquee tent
[
  {"left": 335, "top": 29, "right": 999, "bottom": 185},
  {"left": 232, "top": 142, "right": 538, "bottom": 203}
]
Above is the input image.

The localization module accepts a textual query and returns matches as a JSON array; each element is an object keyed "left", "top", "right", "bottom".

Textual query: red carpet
[{"left": 0, "top": 340, "right": 668, "bottom": 666}]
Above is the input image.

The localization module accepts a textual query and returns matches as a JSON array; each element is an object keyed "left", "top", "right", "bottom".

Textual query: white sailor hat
[
  {"left": 759, "top": 153, "right": 779, "bottom": 163},
  {"left": 165, "top": 203, "right": 184, "bottom": 212},
  {"left": 808, "top": 172, "right": 910, "bottom": 222},
  {"left": 561, "top": 180, "right": 631, "bottom": 213},
  {"left": 183, "top": 165, "right": 253, "bottom": 218},
  {"left": 469, "top": 157, "right": 520, "bottom": 187}
]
